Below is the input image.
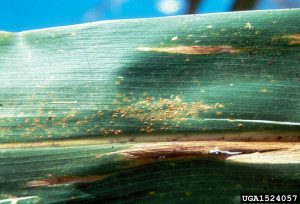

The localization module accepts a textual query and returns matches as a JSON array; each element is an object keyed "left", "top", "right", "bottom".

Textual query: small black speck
[
  {"left": 48, "top": 117, "right": 52, "bottom": 120},
  {"left": 268, "top": 60, "right": 276, "bottom": 65},
  {"left": 0, "top": 104, "right": 2, "bottom": 107}
]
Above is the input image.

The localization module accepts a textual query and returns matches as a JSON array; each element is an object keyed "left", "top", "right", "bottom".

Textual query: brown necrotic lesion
[{"left": 137, "top": 45, "right": 241, "bottom": 55}]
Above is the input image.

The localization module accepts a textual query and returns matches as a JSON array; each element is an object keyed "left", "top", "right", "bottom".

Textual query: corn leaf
[{"left": 0, "top": 9, "right": 299, "bottom": 203}]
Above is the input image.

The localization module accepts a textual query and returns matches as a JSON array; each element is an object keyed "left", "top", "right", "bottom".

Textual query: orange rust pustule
[
  {"left": 137, "top": 45, "right": 241, "bottom": 55},
  {"left": 113, "top": 97, "right": 224, "bottom": 133},
  {"left": 27, "top": 175, "right": 105, "bottom": 187}
]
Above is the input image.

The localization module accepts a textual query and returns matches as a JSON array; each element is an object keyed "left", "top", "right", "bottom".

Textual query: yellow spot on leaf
[
  {"left": 244, "top": 22, "right": 253, "bottom": 29},
  {"left": 261, "top": 88, "right": 268, "bottom": 93},
  {"left": 185, "top": 192, "right": 192, "bottom": 197},
  {"left": 171, "top": 36, "right": 178, "bottom": 41},
  {"left": 148, "top": 191, "right": 156, "bottom": 196}
]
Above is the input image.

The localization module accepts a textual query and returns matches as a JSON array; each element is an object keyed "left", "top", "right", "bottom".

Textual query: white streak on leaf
[
  {"left": 51, "top": 101, "right": 78, "bottom": 104},
  {"left": 204, "top": 118, "right": 300, "bottom": 126},
  {"left": 0, "top": 196, "right": 38, "bottom": 204}
]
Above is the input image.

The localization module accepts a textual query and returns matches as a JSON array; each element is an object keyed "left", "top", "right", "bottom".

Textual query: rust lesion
[
  {"left": 27, "top": 175, "right": 107, "bottom": 187},
  {"left": 113, "top": 96, "right": 224, "bottom": 133},
  {"left": 114, "top": 96, "right": 223, "bottom": 121},
  {"left": 273, "top": 34, "right": 300, "bottom": 45},
  {"left": 285, "top": 34, "right": 300, "bottom": 45},
  {"left": 137, "top": 45, "right": 241, "bottom": 55}
]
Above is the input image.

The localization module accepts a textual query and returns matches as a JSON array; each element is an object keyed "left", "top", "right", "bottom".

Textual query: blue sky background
[{"left": 0, "top": 0, "right": 299, "bottom": 31}]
